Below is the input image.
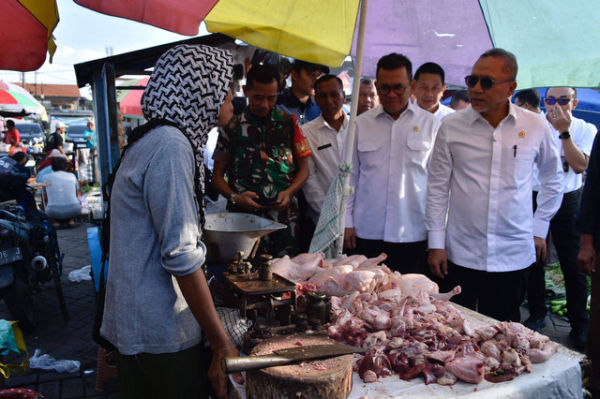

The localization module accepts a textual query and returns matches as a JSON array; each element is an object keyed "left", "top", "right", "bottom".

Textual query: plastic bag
[
  {"left": 28, "top": 349, "right": 80, "bottom": 373},
  {"left": 67, "top": 265, "right": 92, "bottom": 283}
]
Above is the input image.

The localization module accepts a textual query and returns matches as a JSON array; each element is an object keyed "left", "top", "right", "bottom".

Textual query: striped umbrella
[{"left": 0, "top": 81, "right": 46, "bottom": 117}]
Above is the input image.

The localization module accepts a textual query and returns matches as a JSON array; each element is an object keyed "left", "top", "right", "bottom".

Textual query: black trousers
[
  {"left": 440, "top": 261, "right": 529, "bottom": 322},
  {"left": 356, "top": 237, "right": 427, "bottom": 274},
  {"left": 116, "top": 344, "right": 208, "bottom": 399},
  {"left": 528, "top": 189, "right": 589, "bottom": 331}
]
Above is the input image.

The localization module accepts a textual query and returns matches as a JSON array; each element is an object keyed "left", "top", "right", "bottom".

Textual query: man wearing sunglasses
[
  {"left": 344, "top": 53, "right": 440, "bottom": 274},
  {"left": 525, "top": 87, "right": 597, "bottom": 349},
  {"left": 426, "top": 48, "right": 563, "bottom": 323}
]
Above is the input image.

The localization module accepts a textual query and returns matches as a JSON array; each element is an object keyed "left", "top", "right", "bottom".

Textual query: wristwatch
[
  {"left": 229, "top": 193, "right": 238, "bottom": 204},
  {"left": 559, "top": 131, "right": 571, "bottom": 140}
]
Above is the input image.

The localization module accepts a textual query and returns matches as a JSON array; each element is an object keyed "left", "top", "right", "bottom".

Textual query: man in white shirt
[
  {"left": 357, "top": 78, "right": 379, "bottom": 115},
  {"left": 302, "top": 75, "right": 348, "bottom": 227},
  {"left": 525, "top": 87, "right": 597, "bottom": 349},
  {"left": 344, "top": 53, "right": 441, "bottom": 273},
  {"left": 426, "top": 48, "right": 563, "bottom": 322},
  {"left": 411, "top": 62, "right": 454, "bottom": 120},
  {"left": 40, "top": 157, "right": 81, "bottom": 227}
]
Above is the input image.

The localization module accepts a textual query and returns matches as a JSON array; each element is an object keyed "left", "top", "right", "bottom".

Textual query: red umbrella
[
  {"left": 116, "top": 77, "right": 149, "bottom": 117},
  {"left": 0, "top": 0, "right": 59, "bottom": 71}
]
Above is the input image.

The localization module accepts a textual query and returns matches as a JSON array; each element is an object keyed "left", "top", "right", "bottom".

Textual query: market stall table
[
  {"left": 28, "top": 181, "right": 50, "bottom": 210},
  {"left": 229, "top": 304, "right": 585, "bottom": 399}
]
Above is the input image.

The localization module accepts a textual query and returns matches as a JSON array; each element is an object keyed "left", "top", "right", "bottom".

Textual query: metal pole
[{"left": 335, "top": 0, "right": 369, "bottom": 255}]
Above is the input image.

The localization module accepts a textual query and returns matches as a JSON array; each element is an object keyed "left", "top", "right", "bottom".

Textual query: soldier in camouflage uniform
[{"left": 213, "top": 64, "right": 312, "bottom": 257}]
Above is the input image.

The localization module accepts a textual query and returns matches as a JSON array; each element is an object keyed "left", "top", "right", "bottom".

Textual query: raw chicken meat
[
  {"left": 270, "top": 252, "right": 559, "bottom": 386},
  {"left": 445, "top": 343, "right": 484, "bottom": 384},
  {"left": 528, "top": 342, "right": 559, "bottom": 363},
  {"left": 392, "top": 273, "right": 440, "bottom": 297},
  {"left": 291, "top": 252, "right": 324, "bottom": 266},
  {"left": 357, "top": 253, "right": 388, "bottom": 268},
  {"left": 333, "top": 254, "right": 367, "bottom": 268},
  {"left": 272, "top": 253, "right": 324, "bottom": 282},
  {"left": 307, "top": 265, "right": 353, "bottom": 296}
]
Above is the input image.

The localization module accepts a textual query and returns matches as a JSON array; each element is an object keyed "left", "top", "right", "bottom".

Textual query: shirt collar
[
  {"left": 374, "top": 102, "right": 415, "bottom": 120},
  {"left": 318, "top": 112, "right": 349, "bottom": 132},
  {"left": 468, "top": 100, "right": 518, "bottom": 126}
]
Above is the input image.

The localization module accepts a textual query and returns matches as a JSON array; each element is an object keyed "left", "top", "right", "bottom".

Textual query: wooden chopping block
[{"left": 246, "top": 334, "right": 353, "bottom": 399}]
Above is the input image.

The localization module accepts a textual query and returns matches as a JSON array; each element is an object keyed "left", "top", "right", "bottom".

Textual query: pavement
[
  {"left": 0, "top": 223, "right": 586, "bottom": 398},
  {"left": 0, "top": 223, "right": 118, "bottom": 398}
]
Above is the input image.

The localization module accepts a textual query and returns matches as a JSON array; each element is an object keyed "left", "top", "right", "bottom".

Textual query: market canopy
[
  {"left": 0, "top": 0, "right": 59, "bottom": 71},
  {"left": 74, "top": 0, "right": 600, "bottom": 88}
]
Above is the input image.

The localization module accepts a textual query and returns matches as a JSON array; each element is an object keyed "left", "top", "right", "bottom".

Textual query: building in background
[{"left": 15, "top": 83, "right": 88, "bottom": 112}]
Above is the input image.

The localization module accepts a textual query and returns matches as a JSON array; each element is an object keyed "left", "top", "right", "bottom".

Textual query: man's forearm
[
  {"left": 175, "top": 268, "right": 232, "bottom": 350},
  {"left": 562, "top": 138, "right": 588, "bottom": 173},
  {"left": 285, "top": 158, "right": 309, "bottom": 196},
  {"left": 212, "top": 174, "right": 234, "bottom": 198}
]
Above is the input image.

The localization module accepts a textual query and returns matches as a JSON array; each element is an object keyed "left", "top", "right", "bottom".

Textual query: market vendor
[
  {"left": 4, "top": 120, "right": 20, "bottom": 146},
  {"left": 100, "top": 45, "right": 240, "bottom": 399},
  {"left": 212, "top": 64, "right": 312, "bottom": 257}
]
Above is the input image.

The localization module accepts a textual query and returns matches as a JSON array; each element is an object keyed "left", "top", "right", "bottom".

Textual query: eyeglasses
[
  {"left": 544, "top": 97, "right": 571, "bottom": 106},
  {"left": 377, "top": 84, "right": 407, "bottom": 96},
  {"left": 464, "top": 75, "right": 514, "bottom": 90}
]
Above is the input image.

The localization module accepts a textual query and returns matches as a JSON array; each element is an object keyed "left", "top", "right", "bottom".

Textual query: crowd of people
[
  {"left": 1, "top": 119, "right": 97, "bottom": 226},
  {"left": 99, "top": 44, "right": 599, "bottom": 399}
]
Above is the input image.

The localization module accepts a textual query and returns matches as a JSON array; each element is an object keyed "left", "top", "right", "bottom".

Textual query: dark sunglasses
[
  {"left": 377, "top": 84, "right": 407, "bottom": 96},
  {"left": 544, "top": 97, "right": 571, "bottom": 106},
  {"left": 464, "top": 75, "right": 513, "bottom": 90}
]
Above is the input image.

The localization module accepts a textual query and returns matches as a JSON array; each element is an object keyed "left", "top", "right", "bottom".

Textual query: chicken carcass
[
  {"left": 333, "top": 254, "right": 367, "bottom": 268},
  {"left": 445, "top": 343, "right": 484, "bottom": 384},
  {"left": 307, "top": 265, "right": 353, "bottom": 296},
  {"left": 357, "top": 253, "right": 388, "bottom": 268}
]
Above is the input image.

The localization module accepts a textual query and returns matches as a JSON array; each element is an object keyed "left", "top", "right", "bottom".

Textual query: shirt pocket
[
  {"left": 506, "top": 145, "right": 536, "bottom": 185},
  {"left": 406, "top": 132, "right": 432, "bottom": 168},
  {"left": 357, "top": 135, "right": 386, "bottom": 171}
]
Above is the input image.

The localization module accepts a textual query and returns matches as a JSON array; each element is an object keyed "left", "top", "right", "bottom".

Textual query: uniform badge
[
  {"left": 519, "top": 131, "right": 526, "bottom": 139},
  {"left": 413, "top": 126, "right": 420, "bottom": 132}
]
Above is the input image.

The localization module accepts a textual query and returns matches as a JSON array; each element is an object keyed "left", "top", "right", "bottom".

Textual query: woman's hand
[{"left": 209, "top": 344, "right": 244, "bottom": 398}]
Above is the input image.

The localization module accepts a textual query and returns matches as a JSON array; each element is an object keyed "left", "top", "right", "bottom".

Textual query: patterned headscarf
[{"left": 141, "top": 44, "right": 233, "bottom": 196}]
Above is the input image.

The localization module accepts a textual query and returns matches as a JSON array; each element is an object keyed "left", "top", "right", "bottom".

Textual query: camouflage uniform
[{"left": 215, "top": 107, "right": 312, "bottom": 257}]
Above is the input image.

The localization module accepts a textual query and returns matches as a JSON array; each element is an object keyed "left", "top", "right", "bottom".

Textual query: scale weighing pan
[{"left": 204, "top": 212, "right": 286, "bottom": 262}]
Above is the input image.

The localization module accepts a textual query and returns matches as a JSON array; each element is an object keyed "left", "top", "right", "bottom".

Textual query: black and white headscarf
[{"left": 141, "top": 44, "right": 233, "bottom": 198}]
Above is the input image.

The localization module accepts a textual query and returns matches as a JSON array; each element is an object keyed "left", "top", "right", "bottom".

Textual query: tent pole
[{"left": 336, "top": 0, "right": 369, "bottom": 255}]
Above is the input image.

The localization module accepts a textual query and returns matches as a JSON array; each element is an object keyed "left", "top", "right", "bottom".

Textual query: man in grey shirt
[{"left": 101, "top": 45, "right": 240, "bottom": 399}]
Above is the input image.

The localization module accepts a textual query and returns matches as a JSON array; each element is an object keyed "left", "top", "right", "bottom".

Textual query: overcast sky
[{"left": 0, "top": 0, "right": 209, "bottom": 94}]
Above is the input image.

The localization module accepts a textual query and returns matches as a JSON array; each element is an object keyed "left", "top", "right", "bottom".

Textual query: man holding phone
[{"left": 212, "top": 64, "right": 311, "bottom": 256}]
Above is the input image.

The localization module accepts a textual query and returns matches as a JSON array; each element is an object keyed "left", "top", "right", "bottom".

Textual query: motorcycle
[{"left": 0, "top": 203, "right": 69, "bottom": 332}]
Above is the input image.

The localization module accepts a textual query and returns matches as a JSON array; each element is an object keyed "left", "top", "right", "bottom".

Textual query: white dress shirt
[
  {"left": 302, "top": 114, "right": 349, "bottom": 223},
  {"left": 532, "top": 115, "right": 597, "bottom": 193},
  {"left": 426, "top": 103, "right": 563, "bottom": 272},
  {"left": 346, "top": 103, "right": 441, "bottom": 243},
  {"left": 433, "top": 103, "right": 455, "bottom": 120},
  {"left": 548, "top": 116, "right": 596, "bottom": 193}
]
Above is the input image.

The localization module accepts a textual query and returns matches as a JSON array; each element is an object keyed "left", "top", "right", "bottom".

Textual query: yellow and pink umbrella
[{"left": 0, "top": 0, "right": 59, "bottom": 71}]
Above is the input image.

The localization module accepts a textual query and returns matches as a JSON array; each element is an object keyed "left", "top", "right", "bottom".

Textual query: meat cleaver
[{"left": 222, "top": 344, "right": 366, "bottom": 373}]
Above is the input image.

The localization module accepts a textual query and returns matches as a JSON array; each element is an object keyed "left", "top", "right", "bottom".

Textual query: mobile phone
[{"left": 256, "top": 197, "right": 280, "bottom": 206}]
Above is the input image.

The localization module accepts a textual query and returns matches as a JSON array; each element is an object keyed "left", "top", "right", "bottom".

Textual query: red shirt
[{"left": 5, "top": 128, "right": 20, "bottom": 145}]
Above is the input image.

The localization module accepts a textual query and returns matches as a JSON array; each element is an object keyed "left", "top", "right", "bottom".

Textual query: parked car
[
  {"left": 13, "top": 121, "right": 45, "bottom": 146},
  {"left": 65, "top": 122, "right": 88, "bottom": 146}
]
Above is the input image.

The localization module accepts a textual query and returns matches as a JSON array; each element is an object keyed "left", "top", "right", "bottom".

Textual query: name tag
[{"left": 317, "top": 143, "right": 332, "bottom": 151}]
